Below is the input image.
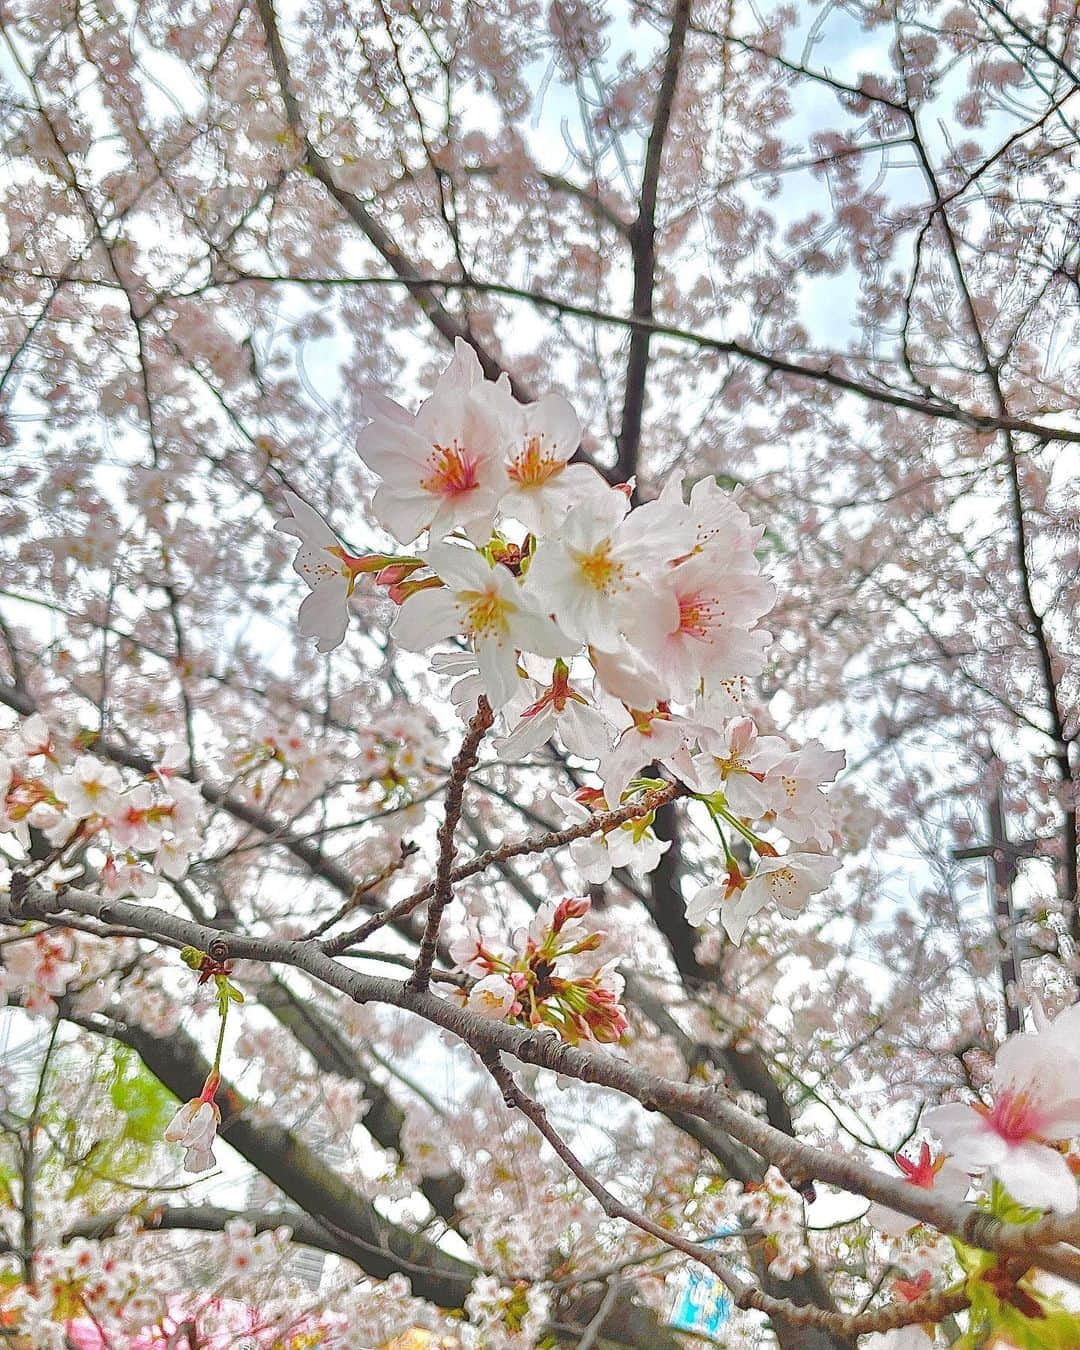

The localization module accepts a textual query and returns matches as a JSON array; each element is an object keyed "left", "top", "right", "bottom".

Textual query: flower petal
[{"left": 391, "top": 588, "right": 461, "bottom": 650}]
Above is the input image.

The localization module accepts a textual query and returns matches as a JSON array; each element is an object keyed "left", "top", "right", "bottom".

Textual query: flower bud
[{"left": 552, "top": 896, "right": 590, "bottom": 931}]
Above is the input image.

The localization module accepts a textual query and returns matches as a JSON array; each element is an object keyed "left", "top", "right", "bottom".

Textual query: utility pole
[{"left": 952, "top": 788, "right": 1043, "bottom": 1035}]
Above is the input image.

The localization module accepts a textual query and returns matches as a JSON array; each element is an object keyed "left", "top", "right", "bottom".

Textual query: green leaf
[
  {"left": 108, "top": 1044, "right": 176, "bottom": 1146},
  {"left": 986, "top": 1178, "right": 1044, "bottom": 1226}
]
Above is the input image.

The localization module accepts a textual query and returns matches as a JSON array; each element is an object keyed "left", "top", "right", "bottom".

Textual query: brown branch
[
  {"left": 408, "top": 697, "right": 493, "bottom": 993},
  {"left": 9, "top": 879, "right": 1080, "bottom": 1284},
  {"left": 139, "top": 270, "right": 1080, "bottom": 446},
  {"left": 304, "top": 839, "right": 419, "bottom": 941},
  {"left": 483, "top": 1053, "right": 969, "bottom": 1339},
  {"left": 323, "top": 780, "right": 685, "bottom": 955},
  {"left": 615, "top": 0, "right": 691, "bottom": 484},
  {"left": 252, "top": 0, "right": 534, "bottom": 402}
]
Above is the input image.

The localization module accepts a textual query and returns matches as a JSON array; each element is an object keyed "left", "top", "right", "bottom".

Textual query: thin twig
[{"left": 408, "top": 698, "right": 493, "bottom": 993}]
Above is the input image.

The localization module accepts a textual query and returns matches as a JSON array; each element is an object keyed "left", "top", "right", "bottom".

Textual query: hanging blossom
[
  {"left": 923, "top": 1000, "right": 1080, "bottom": 1213},
  {"left": 274, "top": 346, "right": 846, "bottom": 943},
  {"left": 162, "top": 947, "right": 245, "bottom": 1173},
  {"left": 164, "top": 1072, "right": 223, "bottom": 1174},
  {"left": 449, "top": 897, "right": 628, "bottom": 1045}
]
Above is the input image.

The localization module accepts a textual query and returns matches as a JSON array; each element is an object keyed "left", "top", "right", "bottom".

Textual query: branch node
[{"left": 207, "top": 937, "right": 231, "bottom": 964}]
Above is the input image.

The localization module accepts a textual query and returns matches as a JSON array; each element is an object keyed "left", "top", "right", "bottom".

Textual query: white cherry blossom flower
[
  {"left": 466, "top": 972, "right": 519, "bottom": 1020},
  {"left": 655, "top": 473, "right": 765, "bottom": 556},
  {"left": 684, "top": 716, "right": 790, "bottom": 818},
  {"left": 623, "top": 547, "right": 774, "bottom": 700},
  {"left": 4, "top": 934, "right": 80, "bottom": 999},
  {"left": 493, "top": 659, "right": 612, "bottom": 762},
  {"left": 16, "top": 713, "right": 55, "bottom": 761},
  {"left": 553, "top": 791, "right": 669, "bottom": 883},
  {"left": 356, "top": 340, "right": 508, "bottom": 544},
  {"left": 391, "top": 542, "right": 573, "bottom": 708},
  {"left": 695, "top": 675, "right": 755, "bottom": 720},
  {"left": 59, "top": 755, "right": 123, "bottom": 818},
  {"left": 525, "top": 488, "right": 691, "bottom": 651},
  {"left": 687, "top": 851, "right": 841, "bottom": 943},
  {"left": 923, "top": 1001, "right": 1080, "bottom": 1213},
  {"left": 489, "top": 384, "right": 610, "bottom": 532},
  {"left": 766, "top": 739, "right": 846, "bottom": 847},
  {"left": 164, "top": 1093, "right": 221, "bottom": 1174},
  {"left": 154, "top": 837, "right": 191, "bottom": 882},
  {"left": 597, "top": 705, "right": 690, "bottom": 807},
  {"left": 106, "top": 783, "right": 161, "bottom": 851},
  {"left": 274, "top": 491, "right": 369, "bottom": 653}
]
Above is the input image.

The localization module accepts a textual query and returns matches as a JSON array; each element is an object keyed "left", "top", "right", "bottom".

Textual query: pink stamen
[{"left": 979, "top": 1090, "right": 1046, "bottom": 1144}]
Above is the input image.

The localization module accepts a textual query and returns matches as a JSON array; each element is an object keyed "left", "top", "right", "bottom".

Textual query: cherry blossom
[
  {"left": 60, "top": 756, "right": 123, "bottom": 819},
  {"left": 683, "top": 715, "right": 791, "bottom": 818},
  {"left": 524, "top": 488, "right": 688, "bottom": 651},
  {"left": 391, "top": 541, "right": 573, "bottom": 708},
  {"left": 923, "top": 1002, "right": 1080, "bottom": 1213},
  {"left": 686, "top": 851, "right": 842, "bottom": 943},
  {"left": 466, "top": 972, "right": 520, "bottom": 1020},
  {"left": 552, "top": 790, "right": 670, "bottom": 884},
  {"left": 356, "top": 341, "right": 508, "bottom": 544},
  {"left": 496, "top": 387, "right": 607, "bottom": 532},
  {"left": 274, "top": 491, "right": 384, "bottom": 652},
  {"left": 164, "top": 1076, "right": 223, "bottom": 1174},
  {"left": 625, "top": 547, "right": 774, "bottom": 699},
  {"left": 4, "top": 0, "right": 1076, "bottom": 1339}
]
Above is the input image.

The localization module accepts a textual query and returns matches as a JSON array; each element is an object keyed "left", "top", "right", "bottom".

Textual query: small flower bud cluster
[
  {"left": 0, "top": 716, "right": 203, "bottom": 898},
  {"left": 450, "top": 896, "right": 628, "bottom": 1045}
]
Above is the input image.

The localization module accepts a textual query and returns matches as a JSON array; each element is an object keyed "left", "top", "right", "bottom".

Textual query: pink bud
[
  {"left": 553, "top": 896, "right": 590, "bottom": 930},
  {"left": 374, "top": 558, "right": 423, "bottom": 587}
]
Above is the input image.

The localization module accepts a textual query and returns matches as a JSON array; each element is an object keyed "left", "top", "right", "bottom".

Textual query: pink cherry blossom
[
  {"left": 923, "top": 1002, "right": 1080, "bottom": 1212},
  {"left": 356, "top": 341, "right": 509, "bottom": 544}
]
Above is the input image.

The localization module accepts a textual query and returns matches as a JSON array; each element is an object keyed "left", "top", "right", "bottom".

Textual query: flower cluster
[
  {"left": 6, "top": 1224, "right": 302, "bottom": 1349},
  {"left": 725, "top": 1167, "right": 812, "bottom": 1281},
  {"left": 463, "top": 1275, "right": 552, "bottom": 1349},
  {"left": 276, "top": 344, "right": 845, "bottom": 943},
  {"left": 0, "top": 716, "right": 203, "bottom": 898},
  {"left": 450, "top": 897, "right": 628, "bottom": 1045}
]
